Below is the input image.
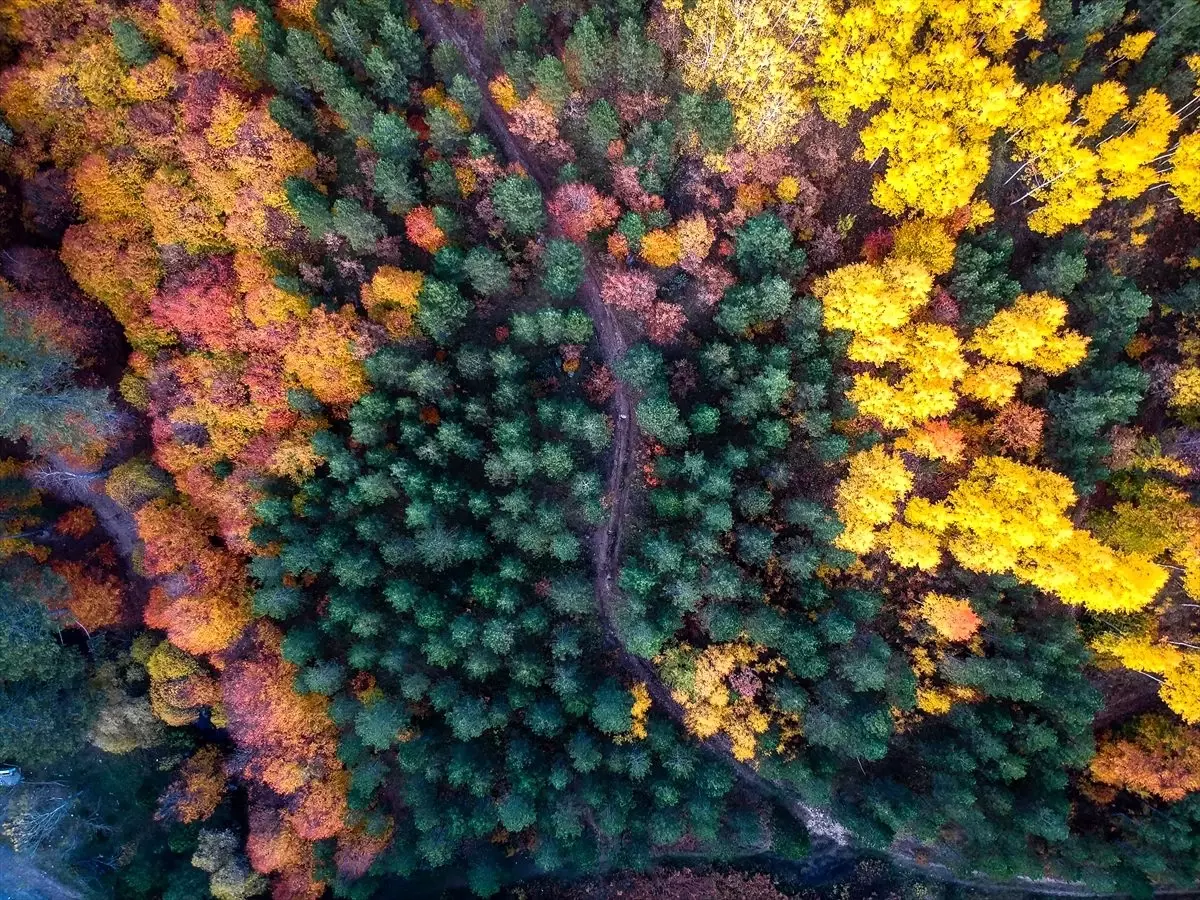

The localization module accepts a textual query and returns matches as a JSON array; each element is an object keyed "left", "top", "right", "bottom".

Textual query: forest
[{"left": 2, "top": 0, "right": 1200, "bottom": 897}]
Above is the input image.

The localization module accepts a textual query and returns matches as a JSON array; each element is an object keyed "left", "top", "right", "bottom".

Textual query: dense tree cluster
[{"left": 6, "top": 0, "right": 1200, "bottom": 897}]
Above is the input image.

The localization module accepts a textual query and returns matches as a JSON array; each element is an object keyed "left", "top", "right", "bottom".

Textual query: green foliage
[
  {"left": 0, "top": 559, "right": 91, "bottom": 766},
  {"left": 110, "top": 18, "right": 154, "bottom": 67},
  {"left": 251, "top": 306, "right": 738, "bottom": 892},
  {"left": 0, "top": 305, "right": 117, "bottom": 458},
  {"left": 539, "top": 240, "right": 585, "bottom": 299},
  {"left": 491, "top": 175, "right": 546, "bottom": 238},
  {"left": 948, "top": 230, "right": 1021, "bottom": 327}
]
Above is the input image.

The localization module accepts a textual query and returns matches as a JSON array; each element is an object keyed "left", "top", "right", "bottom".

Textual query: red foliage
[
  {"left": 600, "top": 267, "right": 657, "bottom": 315},
  {"left": 508, "top": 95, "right": 575, "bottom": 164},
  {"left": 644, "top": 301, "right": 687, "bottom": 345},
  {"left": 150, "top": 257, "right": 241, "bottom": 351},
  {"left": 221, "top": 622, "right": 347, "bottom": 823},
  {"left": 929, "top": 288, "right": 960, "bottom": 324},
  {"left": 1090, "top": 716, "right": 1200, "bottom": 801},
  {"left": 611, "top": 164, "right": 664, "bottom": 213},
  {"left": 404, "top": 205, "right": 447, "bottom": 253},
  {"left": 549, "top": 183, "right": 619, "bottom": 242},
  {"left": 335, "top": 826, "right": 393, "bottom": 879},
  {"left": 861, "top": 228, "right": 894, "bottom": 263},
  {"left": 584, "top": 365, "right": 617, "bottom": 405}
]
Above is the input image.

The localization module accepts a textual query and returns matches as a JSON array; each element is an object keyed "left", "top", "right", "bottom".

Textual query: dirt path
[
  {"left": 0, "top": 848, "right": 88, "bottom": 900},
  {"left": 29, "top": 456, "right": 151, "bottom": 609},
  {"left": 407, "top": 0, "right": 636, "bottom": 650}
]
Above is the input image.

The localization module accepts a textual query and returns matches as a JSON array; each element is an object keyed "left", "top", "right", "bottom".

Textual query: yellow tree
[
  {"left": 1009, "top": 82, "right": 1179, "bottom": 234},
  {"left": 812, "top": 0, "right": 1042, "bottom": 218},
  {"left": 833, "top": 445, "right": 913, "bottom": 554},
  {"left": 903, "top": 456, "right": 1167, "bottom": 613},
  {"left": 968, "top": 292, "right": 1089, "bottom": 375},
  {"left": 668, "top": 0, "right": 827, "bottom": 152}
]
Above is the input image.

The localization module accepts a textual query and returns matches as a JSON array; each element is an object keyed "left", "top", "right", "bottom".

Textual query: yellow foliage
[
  {"left": 905, "top": 456, "right": 1167, "bottom": 612},
  {"left": 1013, "top": 84, "right": 1179, "bottom": 233},
  {"left": 1170, "top": 132, "right": 1200, "bottom": 217},
  {"left": 1109, "top": 30, "right": 1155, "bottom": 63},
  {"left": 361, "top": 267, "right": 423, "bottom": 340},
  {"left": 813, "top": 259, "right": 933, "bottom": 335},
  {"left": 969, "top": 293, "right": 1089, "bottom": 375},
  {"left": 1161, "top": 655, "right": 1200, "bottom": 725},
  {"left": 847, "top": 323, "right": 966, "bottom": 430},
  {"left": 125, "top": 57, "right": 180, "bottom": 102},
  {"left": 143, "top": 169, "right": 227, "bottom": 252},
  {"left": 629, "top": 683, "right": 651, "bottom": 741},
  {"left": 1097, "top": 90, "right": 1177, "bottom": 200},
  {"left": 74, "top": 154, "right": 148, "bottom": 223},
  {"left": 674, "top": 214, "right": 715, "bottom": 262},
  {"left": 639, "top": 229, "right": 681, "bottom": 268},
  {"left": 72, "top": 41, "right": 127, "bottom": 107},
  {"left": 959, "top": 362, "right": 1021, "bottom": 408},
  {"left": 282, "top": 307, "right": 371, "bottom": 406},
  {"left": 206, "top": 90, "right": 253, "bottom": 150},
  {"left": 1093, "top": 631, "right": 1200, "bottom": 724},
  {"left": 1093, "top": 477, "right": 1200, "bottom": 602},
  {"left": 1077, "top": 81, "right": 1128, "bottom": 137},
  {"left": 811, "top": 0, "right": 1042, "bottom": 217},
  {"left": 880, "top": 522, "right": 942, "bottom": 570},
  {"left": 674, "top": 0, "right": 826, "bottom": 152},
  {"left": 833, "top": 446, "right": 913, "bottom": 554},
  {"left": 916, "top": 687, "right": 953, "bottom": 715},
  {"left": 775, "top": 176, "right": 800, "bottom": 203},
  {"left": 664, "top": 641, "right": 773, "bottom": 762},
  {"left": 891, "top": 218, "right": 956, "bottom": 275},
  {"left": 60, "top": 219, "right": 162, "bottom": 328},
  {"left": 488, "top": 75, "right": 520, "bottom": 113}
]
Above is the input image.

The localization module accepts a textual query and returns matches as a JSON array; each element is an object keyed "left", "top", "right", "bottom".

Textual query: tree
[
  {"left": 904, "top": 456, "right": 1167, "bottom": 613},
  {"left": 416, "top": 278, "right": 470, "bottom": 343},
  {"left": 0, "top": 305, "right": 117, "bottom": 459},
  {"left": 0, "top": 558, "right": 91, "bottom": 767},
  {"left": 540, "top": 240, "right": 585, "bottom": 299},
  {"left": 733, "top": 213, "right": 797, "bottom": 280},
  {"left": 672, "top": 0, "right": 823, "bottom": 151},
  {"left": 491, "top": 175, "right": 546, "bottom": 238}
]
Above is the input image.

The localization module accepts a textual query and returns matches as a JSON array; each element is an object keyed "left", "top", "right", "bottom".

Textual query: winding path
[{"left": 407, "top": 0, "right": 848, "bottom": 847}]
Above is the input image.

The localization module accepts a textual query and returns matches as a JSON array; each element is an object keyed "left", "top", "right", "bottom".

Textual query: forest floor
[{"left": 0, "top": 847, "right": 87, "bottom": 900}]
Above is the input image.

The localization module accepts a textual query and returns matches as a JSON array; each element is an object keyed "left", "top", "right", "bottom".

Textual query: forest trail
[
  {"left": 407, "top": 0, "right": 636, "bottom": 662},
  {"left": 29, "top": 456, "right": 151, "bottom": 610},
  {"left": 406, "top": 0, "right": 850, "bottom": 847},
  {"left": 0, "top": 847, "right": 87, "bottom": 900}
]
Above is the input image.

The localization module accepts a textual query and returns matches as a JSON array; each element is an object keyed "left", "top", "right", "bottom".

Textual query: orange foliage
[
  {"left": 55, "top": 506, "right": 97, "bottom": 539},
  {"left": 920, "top": 592, "right": 982, "bottom": 642},
  {"left": 283, "top": 306, "right": 373, "bottom": 406},
  {"left": 1090, "top": 715, "right": 1200, "bottom": 801},
  {"left": 222, "top": 623, "right": 352, "bottom": 894},
  {"left": 158, "top": 745, "right": 228, "bottom": 823},
  {"left": 404, "top": 205, "right": 447, "bottom": 253},
  {"left": 990, "top": 401, "right": 1046, "bottom": 458},
  {"left": 136, "top": 499, "right": 250, "bottom": 656},
  {"left": 53, "top": 561, "right": 126, "bottom": 632}
]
